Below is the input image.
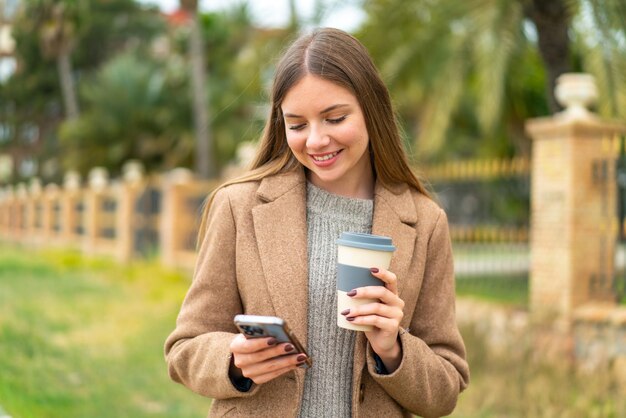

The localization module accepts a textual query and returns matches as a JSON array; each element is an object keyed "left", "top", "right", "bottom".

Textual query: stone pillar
[
  {"left": 527, "top": 73, "right": 626, "bottom": 322},
  {"left": 61, "top": 171, "right": 82, "bottom": 246},
  {"left": 84, "top": 167, "right": 109, "bottom": 255},
  {"left": 25, "top": 179, "right": 43, "bottom": 245},
  {"left": 160, "top": 168, "right": 193, "bottom": 268},
  {"left": 42, "top": 183, "right": 60, "bottom": 242},
  {"left": 116, "top": 161, "right": 145, "bottom": 263},
  {"left": 15, "top": 183, "right": 27, "bottom": 241},
  {"left": 0, "top": 187, "right": 7, "bottom": 238}
]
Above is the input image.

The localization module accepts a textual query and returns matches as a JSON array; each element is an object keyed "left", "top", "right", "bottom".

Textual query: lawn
[
  {"left": 0, "top": 244, "right": 209, "bottom": 418},
  {"left": 453, "top": 321, "right": 626, "bottom": 418},
  {"left": 1, "top": 243, "right": 625, "bottom": 418},
  {"left": 456, "top": 273, "right": 528, "bottom": 308}
]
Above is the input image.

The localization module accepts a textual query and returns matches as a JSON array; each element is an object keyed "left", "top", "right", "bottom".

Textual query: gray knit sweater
[{"left": 299, "top": 182, "right": 373, "bottom": 418}]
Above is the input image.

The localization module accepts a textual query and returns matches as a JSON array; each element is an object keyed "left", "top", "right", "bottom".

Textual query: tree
[
  {"left": 180, "top": 0, "right": 214, "bottom": 178},
  {"left": 36, "top": 0, "right": 82, "bottom": 120},
  {"left": 357, "top": 0, "right": 626, "bottom": 161},
  {"left": 2, "top": 0, "right": 164, "bottom": 183},
  {"left": 58, "top": 50, "right": 192, "bottom": 174},
  {"left": 59, "top": 4, "right": 273, "bottom": 177}
]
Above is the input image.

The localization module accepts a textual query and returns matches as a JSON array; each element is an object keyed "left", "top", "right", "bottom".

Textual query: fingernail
[
  {"left": 370, "top": 267, "right": 379, "bottom": 273},
  {"left": 284, "top": 344, "right": 295, "bottom": 352},
  {"left": 347, "top": 290, "right": 357, "bottom": 297},
  {"left": 296, "top": 354, "right": 307, "bottom": 362},
  {"left": 267, "top": 338, "right": 277, "bottom": 346},
  {"left": 347, "top": 317, "right": 355, "bottom": 321},
  {"left": 340, "top": 309, "right": 350, "bottom": 315},
  {"left": 297, "top": 361, "right": 306, "bottom": 367}
]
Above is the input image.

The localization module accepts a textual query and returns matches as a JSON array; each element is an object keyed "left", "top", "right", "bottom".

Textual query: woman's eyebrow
[{"left": 283, "top": 104, "right": 350, "bottom": 118}]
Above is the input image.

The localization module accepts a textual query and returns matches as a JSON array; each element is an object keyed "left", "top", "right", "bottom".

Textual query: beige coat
[{"left": 165, "top": 168, "right": 469, "bottom": 418}]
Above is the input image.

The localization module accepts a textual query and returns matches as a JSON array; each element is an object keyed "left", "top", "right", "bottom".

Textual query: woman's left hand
[{"left": 341, "top": 267, "right": 404, "bottom": 372}]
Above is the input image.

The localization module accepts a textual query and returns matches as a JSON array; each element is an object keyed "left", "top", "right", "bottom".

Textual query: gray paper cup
[{"left": 336, "top": 232, "right": 395, "bottom": 331}]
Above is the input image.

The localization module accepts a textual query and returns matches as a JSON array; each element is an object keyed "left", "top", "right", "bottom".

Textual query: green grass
[
  {"left": 0, "top": 244, "right": 209, "bottom": 418},
  {"left": 456, "top": 274, "right": 528, "bottom": 308},
  {"left": 2, "top": 243, "right": 624, "bottom": 418},
  {"left": 455, "top": 273, "right": 626, "bottom": 307},
  {"left": 453, "top": 322, "right": 626, "bottom": 418}
]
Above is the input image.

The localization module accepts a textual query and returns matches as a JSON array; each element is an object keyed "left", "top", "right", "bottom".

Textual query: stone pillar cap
[
  {"left": 64, "top": 170, "right": 82, "bottom": 191},
  {"left": 167, "top": 167, "right": 194, "bottom": 185},
  {"left": 122, "top": 160, "right": 144, "bottom": 185},
  {"left": 29, "top": 178, "right": 42, "bottom": 196},
  {"left": 44, "top": 183, "right": 60, "bottom": 196},
  {"left": 88, "top": 167, "right": 109, "bottom": 191},
  {"left": 555, "top": 73, "right": 598, "bottom": 120},
  {"left": 16, "top": 183, "right": 27, "bottom": 198}
]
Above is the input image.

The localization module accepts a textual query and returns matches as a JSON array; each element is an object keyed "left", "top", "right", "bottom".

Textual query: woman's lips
[{"left": 309, "top": 150, "right": 342, "bottom": 167}]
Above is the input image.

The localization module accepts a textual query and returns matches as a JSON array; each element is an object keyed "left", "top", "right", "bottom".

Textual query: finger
[
  {"left": 230, "top": 334, "right": 279, "bottom": 354},
  {"left": 349, "top": 286, "right": 405, "bottom": 308},
  {"left": 345, "top": 313, "right": 400, "bottom": 332},
  {"left": 242, "top": 353, "right": 307, "bottom": 381},
  {"left": 370, "top": 267, "right": 398, "bottom": 294},
  {"left": 250, "top": 362, "right": 301, "bottom": 385},
  {"left": 234, "top": 342, "right": 299, "bottom": 369},
  {"left": 343, "top": 302, "right": 402, "bottom": 320}
]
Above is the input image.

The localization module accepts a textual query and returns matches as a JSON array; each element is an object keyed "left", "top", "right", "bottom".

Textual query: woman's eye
[
  {"left": 327, "top": 115, "right": 347, "bottom": 124},
  {"left": 288, "top": 124, "right": 306, "bottom": 131}
]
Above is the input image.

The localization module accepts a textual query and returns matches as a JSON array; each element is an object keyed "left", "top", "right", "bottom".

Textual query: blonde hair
[{"left": 199, "top": 28, "right": 429, "bottom": 243}]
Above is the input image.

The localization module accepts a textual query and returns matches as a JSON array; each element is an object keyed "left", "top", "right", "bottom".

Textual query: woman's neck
[{"left": 306, "top": 170, "right": 375, "bottom": 200}]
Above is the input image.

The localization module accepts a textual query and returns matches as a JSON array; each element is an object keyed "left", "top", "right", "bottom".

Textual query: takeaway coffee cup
[{"left": 336, "top": 232, "right": 396, "bottom": 331}]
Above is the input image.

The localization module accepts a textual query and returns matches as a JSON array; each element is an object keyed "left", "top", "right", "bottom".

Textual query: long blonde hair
[{"left": 198, "top": 28, "right": 429, "bottom": 243}]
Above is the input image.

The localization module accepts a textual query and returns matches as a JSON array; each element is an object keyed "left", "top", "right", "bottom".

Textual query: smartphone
[{"left": 233, "top": 314, "right": 312, "bottom": 369}]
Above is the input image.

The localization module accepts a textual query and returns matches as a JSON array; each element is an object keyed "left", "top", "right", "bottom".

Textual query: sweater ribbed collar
[{"left": 306, "top": 182, "right": 373, "bottom": 225}]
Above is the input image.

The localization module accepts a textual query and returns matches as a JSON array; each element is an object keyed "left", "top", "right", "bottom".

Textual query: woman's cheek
[
  {"left": 286, "top": 134, "right": 306, "bottom": 152},
  {"left": 335, "top": 125, "right": 363, "bottom": 145}
]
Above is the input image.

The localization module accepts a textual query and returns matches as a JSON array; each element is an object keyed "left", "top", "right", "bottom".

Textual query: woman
[{"left": 165, "top": 28, "right": 469, "bottom": 417}]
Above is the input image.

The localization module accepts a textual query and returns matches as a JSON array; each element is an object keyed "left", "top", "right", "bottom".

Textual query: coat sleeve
[
  {"left": 164, "top": 187, "right": 260, "bottom": 400},
  {"left": 367, "top": 209, "right": 470, "bottom": 418}
]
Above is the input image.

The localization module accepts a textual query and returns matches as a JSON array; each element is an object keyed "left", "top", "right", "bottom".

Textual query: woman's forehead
[{"left": 281, "top": 75, "right": 358, "bottom": 114}]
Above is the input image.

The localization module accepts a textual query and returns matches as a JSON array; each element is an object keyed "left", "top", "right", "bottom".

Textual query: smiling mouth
[{"left": 311, "top": 150, "right": 342, "bottom": 162}]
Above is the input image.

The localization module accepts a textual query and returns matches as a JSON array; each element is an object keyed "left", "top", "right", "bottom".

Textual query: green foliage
[
  {"left": 357, "top": 0, "right": 537, "bottom": 161},
  {"left": 357, "top": 0, "right": 626, "bottom": 162},
  {"left": 2, "top": 1, "right": 283, "bottom": 181},
  {"left": 0, "top": 244, "right": 209, "bottom": 417},
  {"left": 59, "top": 50, "right": 193, "bottom": 175},
  {"left": 573, "top": 0, "right": 626, "bottom": 121},
  {"left": 57, "top": 3, "right": 276, "bottom": 177},
  {"left": 1, "top": 0, "right": 165, "bottom": 183},
  {"left": 197, "top": 4, "right": 274, "bottom": 170}
]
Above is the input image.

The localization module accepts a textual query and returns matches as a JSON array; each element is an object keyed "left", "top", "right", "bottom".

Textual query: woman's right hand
[{"left": 229, "top": 334, "right": 307, "bottom": 384}]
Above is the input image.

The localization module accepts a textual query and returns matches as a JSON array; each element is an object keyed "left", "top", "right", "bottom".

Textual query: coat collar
[
  {"left": 251, "top": 168, "right": 418, "bottom": 358},
  {"left": 252, "top": 169, "right": 309, "bottom": 345}
]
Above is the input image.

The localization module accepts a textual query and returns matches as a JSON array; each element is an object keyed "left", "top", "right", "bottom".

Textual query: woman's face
[{"left": 281, "top": 75, "right": 374, "bottom": 198}]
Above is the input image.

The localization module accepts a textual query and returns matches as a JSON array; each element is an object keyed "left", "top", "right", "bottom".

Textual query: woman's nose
[{"left": 306, "top": 125, "right": 330, "bottom": 150}]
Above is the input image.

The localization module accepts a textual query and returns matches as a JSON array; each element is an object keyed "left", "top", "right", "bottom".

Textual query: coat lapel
[
  {"left": 371, "top": 181, "right": 418, "bottom": 300},
  {"left": 252, "top": 169, "right": 309, "bottom": 345},
  {"left": 252, "top": 171, "right": 419, "bottom": 388},
  {"left": 353, "top": 181, "right": 418, "bottom": 385}
]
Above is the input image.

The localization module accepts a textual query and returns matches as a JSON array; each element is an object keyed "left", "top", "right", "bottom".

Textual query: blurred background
[{"left": 1, "top": 0, "right": 626, "bottom": 417}]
